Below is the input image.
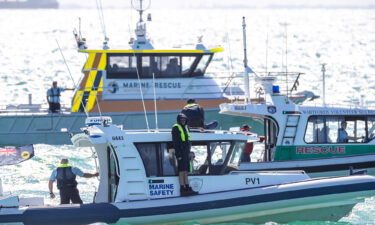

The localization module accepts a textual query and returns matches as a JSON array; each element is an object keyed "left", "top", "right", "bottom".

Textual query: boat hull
[
  {"left": 240, "top": 154, "right": 375, "bottom": 177},
  {"left": 0, "top": 109, "right": 258, "bottom": 146},
  {"left": 1, "top": 175, "right": 374, "bottom": 225}
]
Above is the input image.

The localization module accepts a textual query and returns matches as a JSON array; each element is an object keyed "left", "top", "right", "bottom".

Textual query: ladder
[{"left": 282, "top": 115, "right": 300, "bottom": 145}]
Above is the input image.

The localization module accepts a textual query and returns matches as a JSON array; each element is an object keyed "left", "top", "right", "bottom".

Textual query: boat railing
[
  {"left": 123, "top": 128, "right": 258, "bottom": 137},
  {"left": 229, "top": 170, "right": 307, "bottom": 175},
  {"left": 0, "top": 104, "right": 71, "bottom": 115}
]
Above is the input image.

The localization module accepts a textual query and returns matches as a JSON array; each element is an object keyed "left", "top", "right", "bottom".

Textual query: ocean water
[{"left": 0, "top": 6, "right": 374, "bottom": 225}]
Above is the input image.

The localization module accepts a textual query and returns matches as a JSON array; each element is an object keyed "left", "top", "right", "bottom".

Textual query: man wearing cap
[
  {"left": 48, "top": 158, "right": 99, "bottom": 204},
  {"left": 172, "top": 113, "right": 198, "bottom": 196},
  {"left": 240, "top": 124, "right": 264, "bottom": 163},
  {"left": 181, "top": 99, "right": 205, "bottom": 128},
  {"left": 46, "top": 81, "right": 74, "bottom": 113}
]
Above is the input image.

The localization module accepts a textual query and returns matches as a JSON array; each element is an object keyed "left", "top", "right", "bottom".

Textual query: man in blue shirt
[
  {"left": 48, "top": 158, "right": 99, "bottom": 204},
  {"left": 337, "top": 121, "right": 362, "bottom": 143},
  {"left": 46, "top": 81, "right": 74, "bottom": 113}
]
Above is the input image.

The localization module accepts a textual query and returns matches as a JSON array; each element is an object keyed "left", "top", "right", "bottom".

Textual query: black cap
[
  {"left": 187, "top": 98, "right": 195, "bottom": 104},
  {"left": 241, "top": 124, "right": 251, "bottom": 129}
]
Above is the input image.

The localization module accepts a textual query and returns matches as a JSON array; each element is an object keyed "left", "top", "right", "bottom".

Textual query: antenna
[
  {"left": 95, "top": 0, "right": 109, "bottom": 49},
  {"left": 55, "top": 39, "right": 89, "bottom": 118},
  {"left": 265, "top": 19, "right": 269, "bottom": 75},
  {"left": 152, "top": 72, "right": 159, "bottom": 130},
  {"left": 242, "top": 17, "right": 250, "bottom": 103},
  {"left": 130, "top": 0, "right": 153, "bottom": 50},
  {"left": 321, "top": 63, "right": 326, "bottom": 106},
  {"left": 132, "top": 0, "right": 151, "bottom": 23}
]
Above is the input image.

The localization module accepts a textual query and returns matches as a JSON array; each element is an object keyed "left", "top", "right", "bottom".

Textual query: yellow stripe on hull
[{"left": 71, "top": 53, "right": 106, "bottom": 112}]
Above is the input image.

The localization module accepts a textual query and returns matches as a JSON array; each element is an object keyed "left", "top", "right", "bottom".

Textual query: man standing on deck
[
  {"left": 172, "top": 113, "right": 198, "bottom": 196},
  {"left": 46, "top": 81, "right": 74, "bottom": 113},
  {"left": 48, "top": 158, "right": 99, "bottom": 204}
]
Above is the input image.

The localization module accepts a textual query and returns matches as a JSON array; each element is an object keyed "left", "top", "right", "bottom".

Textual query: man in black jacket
[
  {"left": 172, "top": 113, "right": 198, "bottom": 196},
  {"left": 48, "top": 158, "right": 99, "bottom": 204},
  {"left": 181, "top": 99, "right": 205, "bottom": 128}
]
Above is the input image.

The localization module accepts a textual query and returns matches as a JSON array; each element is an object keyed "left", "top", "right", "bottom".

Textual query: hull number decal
[
  {"left": 246, "top": 177, "right": 260, "bottom": 185},
  {"left": 112, "top": 136, "right": 124, "bottom": 141}
]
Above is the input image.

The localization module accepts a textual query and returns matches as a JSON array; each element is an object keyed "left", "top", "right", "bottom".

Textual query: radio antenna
[{"left": 55, "top": 39, "right": 89, "bottom": 117}]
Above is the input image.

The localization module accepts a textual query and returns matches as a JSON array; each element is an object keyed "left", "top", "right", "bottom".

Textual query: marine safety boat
[
  {"left": 1, "top": 118, "right": 375, "bottom": 225},
  {"left": 220, "top": 74, "right": 375, "bottom": 177},
  {"left": 0, "top": 0, "right": 248, "bottom": 146}
]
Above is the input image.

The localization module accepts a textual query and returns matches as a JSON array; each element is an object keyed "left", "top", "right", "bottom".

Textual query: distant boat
[{"left": 0, "top": 0, "right": 58, "bottom": 9}]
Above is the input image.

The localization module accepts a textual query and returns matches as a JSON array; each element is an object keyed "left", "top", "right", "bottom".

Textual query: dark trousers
[
  {"left": 49, "top": 102, "right": 61, "bottom": 113},
  {"left": 241, "top": 152, "right": 251, "bottom": 163},
  {"left": 59, "top": 187, "right": 83, "bottom": 204}
]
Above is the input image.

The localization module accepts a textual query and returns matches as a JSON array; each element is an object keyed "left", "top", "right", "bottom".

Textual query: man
[
  {"left": 49, "top": 159, "right": 99, "bottom": 204},
  {"left": 240, "top": 124, "right": 265, "bottom": 163},
  {"left": 172, "top": 113, "right": 198, "bottom": 196},
  {"left": 337, "top": 121, "right": 362, "bottom": 143},
  {"left": 181, "top": 99, "right": 205, "bottom": 128},
  {"left": 46, "top": 81, "right": 74, "bottom": 113}
]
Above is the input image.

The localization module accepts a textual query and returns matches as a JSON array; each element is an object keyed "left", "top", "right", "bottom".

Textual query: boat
[
  {"left": 220, "top": 72, "right": 375, "bottom": 178},
  {"left": 1, "top": 117, "right": 375, "bottom": 225},
  {"left": 0, "top": 0, "right": 250, "bottom": 146},
  {"left": 0, "top": 0, "right": 59, "bottom": 9}
]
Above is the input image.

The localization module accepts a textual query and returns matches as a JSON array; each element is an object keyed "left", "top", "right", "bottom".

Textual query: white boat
[
  {"left": 1, "top": 117, "right": 375, "bottom": 224},
  {"left": 220, "top": 74, "right": 375, "bottom": 178}
]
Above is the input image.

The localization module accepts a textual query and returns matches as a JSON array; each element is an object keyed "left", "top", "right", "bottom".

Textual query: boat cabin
[
  {"left": 220, "top": 76, "right": 375, "bottom": 163},
  {"left": 72, "top": 48, "right": 225, "bottom": 113},
  {"left": 72, "top": 121, "right": 308, "bottom": 203}
]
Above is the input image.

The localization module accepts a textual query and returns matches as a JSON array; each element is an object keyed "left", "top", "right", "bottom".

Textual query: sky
[{"left": 59, "top": 0, "right": 375, "bottom": 9}]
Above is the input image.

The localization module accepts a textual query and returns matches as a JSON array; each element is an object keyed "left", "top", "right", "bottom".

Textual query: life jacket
[
  {"left": 183, "top": 103, "right": 198, "bottom": 109},
  {"left": 49, "top": 88, "right": 61, "bottom": 97},
  {"left": 56, "top": 163, "right": 78, "bottom": 189},
  {"left": 173, "top": 123, "right": 190, "bottom": 142}
]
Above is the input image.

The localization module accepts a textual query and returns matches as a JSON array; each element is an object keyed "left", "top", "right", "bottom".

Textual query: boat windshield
[
  {"left": 135, "top": 140, "right": 246, "bottom": 177},
  {"left": 106, "top": 53, "right": 213, "bottom": 79}
]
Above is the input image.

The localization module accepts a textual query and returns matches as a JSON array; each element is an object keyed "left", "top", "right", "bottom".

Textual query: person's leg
[
  {"left": 56, "top": 102, "right": 61, "bottom": 112},
  {"left": 59, "top": 189, "right": 70, "bottom": 204},
  {"left": 70, "top": 188, "right": 83, "bottom": 204}
]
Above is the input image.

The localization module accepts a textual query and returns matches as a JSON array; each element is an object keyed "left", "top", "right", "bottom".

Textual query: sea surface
[{"left": 0, "top": 6, "right": 375, "bottom": 225}]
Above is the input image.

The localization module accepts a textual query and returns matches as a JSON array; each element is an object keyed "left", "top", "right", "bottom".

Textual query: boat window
[
  {"left": 107, "top": 55, "right": 137, "bottom": 78},
  {"left": 162, "top": 143, "right": 178, "bottom": 176},
  {"left": 227, "top": 141, "right": 245, "bottom": 169},
  {"left": 190, "top": 143, "right": 209, "bottom": 174},
  {"left": 367, "top": 116, "right": 375, "bottom": 140},
  {"left": 161, "top": 56, "right": 181, "bottom": 76},
  {"left": 108, "top": 146, "right": 119, "bottom": 202},
  {"left": 193, "top": 54, "right": 212, "bottom": 76},
  {"left": 181, "top": 56, "right": 196, "bottom": 76},
  {"left": 305, "top": 116, "right": 368, "bottom": 144},
  {"left": 210, "top": 142, "right": 230, "bottom": 166},
  {"left": 136, "top": 143, "right": 158, "bottom": 177}
]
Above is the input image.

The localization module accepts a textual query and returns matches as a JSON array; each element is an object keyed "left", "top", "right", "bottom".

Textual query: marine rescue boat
[
  {"left": 0, "top": 0, "right": 249, "bottom": 146},
  {"left": 220, "top": 73, "right": 375, "bottom": 177}
]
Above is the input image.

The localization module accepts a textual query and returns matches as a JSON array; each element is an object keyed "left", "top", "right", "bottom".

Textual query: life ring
[{"left": 21, "top": 151, "right": 31, "bottom": 159}]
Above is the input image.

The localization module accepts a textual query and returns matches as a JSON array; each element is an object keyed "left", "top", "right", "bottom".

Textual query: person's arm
[
  {"left": 83, "top": 172, "right": 99, "bottom": 178},
  {"left": 48, "top": 170, "right": 56, "bottom": 199},
  {"left": 72, "top": 167, "right": 99, "bottom": 178},
  {"left": 46, "top": 90, "right": 50, "bottom": 103},
  {"left": 172, "top": 127, "right": 182, "bottom": 159},
  {"left": 48, "top": 180, "right": 55, "bottom": 199}
]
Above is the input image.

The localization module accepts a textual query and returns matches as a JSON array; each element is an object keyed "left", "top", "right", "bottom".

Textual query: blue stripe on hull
[{"left": 1, "top": 182, "right": 374, "bottom": 225}]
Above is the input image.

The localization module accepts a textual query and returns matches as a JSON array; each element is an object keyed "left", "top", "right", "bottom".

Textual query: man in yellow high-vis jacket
[{"left": 172, "top": 113, "right": 198, "bottom": 196}]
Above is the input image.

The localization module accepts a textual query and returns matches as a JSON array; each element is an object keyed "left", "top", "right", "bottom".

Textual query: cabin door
[{"left": 264, "top": 117, "right": 278, "bottom": 162}]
